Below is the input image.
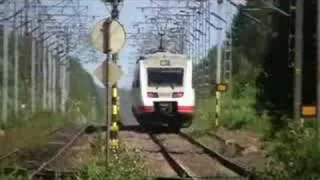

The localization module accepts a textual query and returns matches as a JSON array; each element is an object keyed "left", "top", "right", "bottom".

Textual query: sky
[
  {"left": 70, "top": 0, "right": 246, "bottom": 89},
  {"left": 73, "top": 0, "right": 154, "bottom": 89},
  {"left": 2, "top": 0, "right": 246, "bottom": 89}
]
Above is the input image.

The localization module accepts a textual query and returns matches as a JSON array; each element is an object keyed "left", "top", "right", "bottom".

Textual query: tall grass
[
  {"left": 261, "top": 121, "right": 320, "bottom": 179},
  {"left": 79, "top": 152, "right": 151, "bottom": 180},
  {"left": 192, "top": 84, "right": 320, "bottom": 179},
  {"left": 78, "top": 136, "right": 152, "bottom": 180},
  {"left": 0, "top": 111, "right": 71, "bottom": 155},
  {"left": 188, "top": 85, "right": 270, "bottom": 135}
]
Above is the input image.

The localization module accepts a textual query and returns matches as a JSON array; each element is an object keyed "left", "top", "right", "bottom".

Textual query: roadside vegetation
[
  {"left": 0, "top": 28, "right": 107, "bottom": 179},
  {"left": 0, "top": 21, "right": 147, "bottom": 180},
  {"left": 0, "top": 111, "right": 70, "bottom": 156},
  {"left": 260, "top": 121, "right": 320, "bottom": 179},
  {"left": 0, "top": 29, "right": 104, "bottom": 128},
  {"left": 189, "top": 1, "right": 320, "bottom": 179},
  {"left": 0, "top": 50, "right": 103, "bottom": 158},
  {"left": 78, "top": 138, "right": 151, "bottom": 180},
  {"left": 0, "top": 145, "right": 150, "bottom": 180},
  {"left": 1, "top": 1, "right": 319, "bottom": 179}
]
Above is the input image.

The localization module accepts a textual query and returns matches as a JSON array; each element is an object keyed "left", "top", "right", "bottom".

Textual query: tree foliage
[
  {"left": 194, "top": 0, "right": 271, "bottom": 97},
  {"left": 68, "top": 58, "right": 104, "bottom": 120},
  {"left": 0, "top": 28, "right": 104, "bottom": 124},
  {"left": 256, "top": 1, "right": 292, "bottom": 135},
  {"left": 193, "top": 0, "right": 294, "bottom": 135}
]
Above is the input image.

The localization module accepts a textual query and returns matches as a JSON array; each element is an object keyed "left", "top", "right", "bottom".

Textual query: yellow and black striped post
[
  {"left": 106, "top": 0, "right": 121, "bottom": 152},
  {"left": 105, "top": 0, "right": 123, "bottom": 153},
  {"left": 110, "top": 85, "right": 119, "bottom": 150}
]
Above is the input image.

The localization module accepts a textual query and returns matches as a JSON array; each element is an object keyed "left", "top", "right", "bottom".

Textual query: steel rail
[
  {"left": 148, "top": 132, "right": 197, "bottom": 180},
  {"left": 28, "top": 126, "right": 87, "bottom": 179},
  {"left": 206, "top": 131, "right": 246, "bottom": 152},
  {"left": 179, "top": 132, "right": 256, "bottom": 179},
  {"left": 0, "top": 127, "right": 63, "bottom": 162}
]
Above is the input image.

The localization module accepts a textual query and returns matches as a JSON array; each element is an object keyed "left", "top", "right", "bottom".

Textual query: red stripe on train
[
  {"left": 177, "top": 106, "right": 194, "bottom": 112},
  {"left": 138, "top": 106, "right": 153, "bottom": 112},
  {"left": 137, "top": 106, "right": 194, "bottom": 113}
]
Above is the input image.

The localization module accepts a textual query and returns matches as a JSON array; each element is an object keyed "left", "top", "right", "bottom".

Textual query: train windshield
[{"left": 147, "top": 67, "right": 184, "bottom": 87}]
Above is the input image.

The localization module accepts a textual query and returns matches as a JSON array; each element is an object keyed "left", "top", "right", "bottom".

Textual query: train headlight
[
  {"left": 172, "top": 92, "right": 184, "bottom": 98},
  {"left": 147, "top": 92, "right": 159, "bottom": 98}
]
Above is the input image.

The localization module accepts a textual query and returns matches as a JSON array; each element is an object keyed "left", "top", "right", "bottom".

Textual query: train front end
[{"left": 136, "top": 53, "right": 195, "bottom": 130}]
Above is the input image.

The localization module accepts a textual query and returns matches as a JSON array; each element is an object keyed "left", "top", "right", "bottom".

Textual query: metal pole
[
  {"left": 185, "top": 17, "right": 190, "bottom": 57},
  {"left": 52, "top": 53, "right": 57, "bottom": 112},
  {"left": 48, "top": 47, "right": 52, "bottom": 110},
  {"left": 215, "top": 0, "right": 223, "bottom": 127},
  {"left": 316, "top": 0, "right": 320, "bottom": 139},
  {"left": 31, "top": 30, "right": 36, "bottom": 113},
  {"left": 42, "top": 27, "right": 48, "bottom": 110},
  {"left": 223, "top": 2, "right": 233, "bottom": 91},
  {"left": 30, "top": 3, "right": 36, "bottom": 113},
  {"left": 25, "top": 0, "right": 29, "bottom": 35},
  {"left": 110, "top": 0, "right": 120, "bottom": 152},
  {"left": 205, "top": 0, "right": 211, "bottom": 92},
  {"left": 2, "top": 4, "right": 9, "bottom": 123},
  {"left": 293, "top": 0, "right": 303, "bottom": 122},
  {"left": 106, "top": 58, "right": 112, "bottom": 167},
  {"left": 60, "top": 57, "right": 66, "bottom": 112},
  {"left": 65, "top": 27, "right": 70, "bottom": 112},
  {"left": 103, "top": 18, "right": 112, "bottom": 168},
  {"left": 36, "top": 32, "right": 41, "bottom": 111},
  {"left": 14, "top": 0, "right": 20, "bottom": 115}
]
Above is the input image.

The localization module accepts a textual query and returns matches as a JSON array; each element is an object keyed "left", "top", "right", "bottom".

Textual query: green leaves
[
  {"left": 68, "top": 58, "right": 104, "bottom": 121},
  {"left": 263, "top": 124, "right": 320, "bottom": 180}
]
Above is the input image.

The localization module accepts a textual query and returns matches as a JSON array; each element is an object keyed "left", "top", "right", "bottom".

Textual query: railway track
[
  {"left": 149, "top": 133, "right": 195, "bottom": 179},
  {"left": 206, "top": 131, "right": 246, "bottom": 152},
  {"left": 145, "top": 129, "right": 253, "bottom": 179},
  {"left": 0, "top": 125, "right": 89, "bottom": 179},
  {"left": 0, "top": 127, "right": 63, "bottom": 163},
  {"left": 179, "top": 132, "right": 251, "bottom": 177},
  {"left": 28, "top": 126, "right": 87, "bottom": 179}
]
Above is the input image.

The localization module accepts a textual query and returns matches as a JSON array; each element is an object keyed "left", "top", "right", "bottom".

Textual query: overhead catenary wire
[{"left": 0, "top": 0, "right": 98, "bottom": 123}]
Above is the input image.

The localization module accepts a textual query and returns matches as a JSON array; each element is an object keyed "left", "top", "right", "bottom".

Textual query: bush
[
  {"left": 189, "top": 85, "right": 270, "bottom": 135},
  {"left": 262, "top": 122, "right": 320, "bottom": 180}
]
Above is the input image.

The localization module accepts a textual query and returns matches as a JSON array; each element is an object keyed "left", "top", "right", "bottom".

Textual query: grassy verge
[
  {"left": 0, "top": 126, "right": 150, "bottom": 180},
  {"left": 186, "top": 85, "right": 270, "bottom": 136},
  {"left": 0, "top": 111, "right": 71, "bottom": 156},
  {"left": 188, "top": 85, "right": 320, "bottom": 179},
  {"left": 77, "top": 133, "right": 152, "bottom": 180},
  {"left": 260, "top": 121, "right": 320, "bottom": 179},
  {"left": 78, "top": 150, "right": 151, "bottom": 180},
  {"left": 0, "top": 147, "right": 152, "bottom": 180}
]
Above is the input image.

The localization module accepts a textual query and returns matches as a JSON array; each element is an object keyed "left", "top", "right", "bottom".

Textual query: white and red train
[{"left": 130, "top": 51, "right": 195, "bottom": 132}]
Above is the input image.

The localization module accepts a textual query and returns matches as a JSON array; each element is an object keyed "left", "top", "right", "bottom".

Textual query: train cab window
[{"left": 147, "top": 68, "right": 183, "bottom": 87}]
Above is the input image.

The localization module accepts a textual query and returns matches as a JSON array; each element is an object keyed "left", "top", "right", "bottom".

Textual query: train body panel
[{"left": 131, "top": 51, "right": 195, "bottom": 130}]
